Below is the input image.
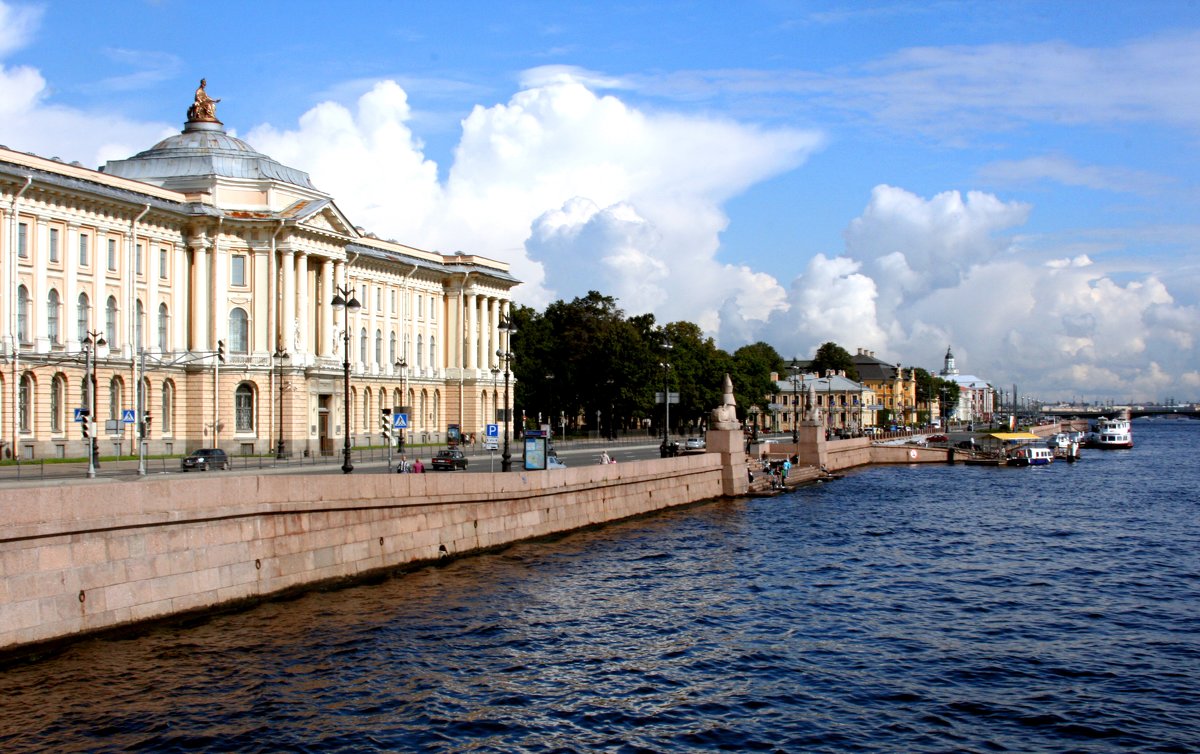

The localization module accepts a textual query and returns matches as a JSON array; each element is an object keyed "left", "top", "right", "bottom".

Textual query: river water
[{"left": 1, "top": 420, "right": 1197, "bottom": 753}]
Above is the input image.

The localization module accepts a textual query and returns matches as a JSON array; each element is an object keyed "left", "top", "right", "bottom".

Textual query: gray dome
[{"left": 103, "top": 121, "right": 316, "bottom": 190}]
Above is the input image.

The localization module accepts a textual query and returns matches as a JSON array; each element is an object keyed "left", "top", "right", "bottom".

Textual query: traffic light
[
  {"left": 142, "top": 413, "right": 152, "bottom": 439},
  {"left": 217, "top": 340, "right": 227, "bottom": 363},
  {"left": 80, "top": 408, "right": 91, "bottom": 439},
  {"left": 381, "top": 408, "right": 392, "bottom": 442}
]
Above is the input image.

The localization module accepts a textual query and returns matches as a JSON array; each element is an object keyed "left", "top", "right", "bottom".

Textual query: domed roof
[{"left": 102, "top": 120, "right": 316, "bottom": 190}]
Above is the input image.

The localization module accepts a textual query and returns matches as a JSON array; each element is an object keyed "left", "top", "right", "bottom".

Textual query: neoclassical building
[
  {"left": 939, "top": 346, "right": 994, "bottom": 423},
  {"left": 1, "top": 85, "right": 518, "bottom": 461}
]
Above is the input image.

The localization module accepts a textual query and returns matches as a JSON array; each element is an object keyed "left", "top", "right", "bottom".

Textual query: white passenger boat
[
  {"left": 1087, "top": 416, "right": 1133, "bottom": 449},
  {"left": 1007, "top": 445, "right": 1054, "bottom": 466}
]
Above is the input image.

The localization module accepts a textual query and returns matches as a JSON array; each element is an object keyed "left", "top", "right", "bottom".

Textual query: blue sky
[{"left": 2, "top": 1, "right": 1198, "bottom": 402}]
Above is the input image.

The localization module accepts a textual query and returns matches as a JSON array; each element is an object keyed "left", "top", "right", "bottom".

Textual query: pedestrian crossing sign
[{"left": 392, "top": 413, "right": 408, "bottom": 430}]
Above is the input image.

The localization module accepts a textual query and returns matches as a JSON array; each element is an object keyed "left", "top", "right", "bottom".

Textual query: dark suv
[
  {"left": 181, "top": 448, "right": 231, "bottom": 471},
  {"left": 430, "top": 448, "right": 468, "bottom": 471}
]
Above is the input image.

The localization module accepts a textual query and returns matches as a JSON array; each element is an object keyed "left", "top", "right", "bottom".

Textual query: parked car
[
  {"left": 430, "top": 448, "right": 468, "bottom": 471},
  {"left": 181, "top": 448, "right": 230, "bottom": 471},
  {"left": 684, "top": 437, "right": 706, "bottom": 451}
]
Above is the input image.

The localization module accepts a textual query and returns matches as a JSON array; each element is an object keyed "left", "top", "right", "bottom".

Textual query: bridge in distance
[{"left": 1042, "top": 405, "right": 1200, "bottom": 419}]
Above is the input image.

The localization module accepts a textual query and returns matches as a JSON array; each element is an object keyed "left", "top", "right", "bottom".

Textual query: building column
[
  {"left": 33, "top": 218, "right": 48, "bottom": 352},
  {"left": 64, "top": 224, "right": 79, "bottom": 351},
  {"left": 319, "top": 258, "right": 333, "bottom": 357},
  {"left": 295, "top": 251, "right": 309, "bottom": 361},
  {"left": 189, "top": 238, "right": 208, "bottom": 351},
  {"left": 280, "top": 249, "right": 296, "bottom": 355},
  {"left": 333, "top": 261, "right": 345, "bottom": 360},
  {"left": 465, "top": 292, "right": 477, "bottom": 370}
]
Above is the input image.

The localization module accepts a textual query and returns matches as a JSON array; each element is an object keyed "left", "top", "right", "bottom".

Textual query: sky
[{"left": 2, "top": 0, "right": 1198, "bottom": 403}]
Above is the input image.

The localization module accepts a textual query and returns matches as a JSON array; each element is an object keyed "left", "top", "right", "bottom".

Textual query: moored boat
[
  {"left": 1085, "top": 416, "right": 1133, "bottom": 449},
  {"left": 1007, "top": 445, "right": 1054, "bottom": 466}
]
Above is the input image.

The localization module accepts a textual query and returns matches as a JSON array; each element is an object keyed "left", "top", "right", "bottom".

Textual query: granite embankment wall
[{"left": 0, "top": 454, "right": 725, "bottom": 654}]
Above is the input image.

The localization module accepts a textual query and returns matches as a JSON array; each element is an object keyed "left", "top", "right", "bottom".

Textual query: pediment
[{"left": 283, "top": 199, "right": 360, "bottom": 238}]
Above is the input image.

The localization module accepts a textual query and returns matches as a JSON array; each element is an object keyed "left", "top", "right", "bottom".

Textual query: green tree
[
  {"left": 731, "top": 342, "right": 785, "bottom": 418},
  {"left": 810, "top": 341, "right": 859, "bottom": 381}
]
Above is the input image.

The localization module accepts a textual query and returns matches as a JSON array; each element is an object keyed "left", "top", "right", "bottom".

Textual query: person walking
[{"left": 600, "top": 450, "right": 612, "bottom": 464}]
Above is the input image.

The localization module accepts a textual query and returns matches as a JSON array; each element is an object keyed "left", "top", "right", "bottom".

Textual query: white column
[
  {"left": 173, "top": 244, "right": 188, "bottom": 352},
  {"left": 295, "top": 251, "right": 309, "bottom": 360},
  {"left": 281, "top": 249, "right": 296, "bottom": 355},
  {"left": 212, "top": 235, "right": 227, "bottom": 354},
  {"left": 320, "top": 258, "right": 333, "bottom": 358},
  {"left": 94, "top": 231, "right": 109, "bottom": 346},
  {"left": 189, "top": 240, "right": 208, "bottom": 351},
  {"left": 65, "top": 224, "right": 79, "bottom": 351},
  {"left": 465, "top": 292, "right": 477, "bottom": 370}
]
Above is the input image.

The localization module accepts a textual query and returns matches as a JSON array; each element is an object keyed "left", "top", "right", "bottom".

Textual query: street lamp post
[
  {"left": 83, "top": 330, "right": 106, "bottom": 478},
  {"left": 331, "top": 285, "right": 361, "bottom": 473},
  {"left": 789, "top": 360, "right": 799, "bottom": 443},
  {"left": 395, "top": 357, "right": 407, "bottom": 453},
  {"left": 659, "top": 345, "right": 672, "bottom": 457},
  {"left": 274, "top": 348, "right": 288, "bottom": 459},
  {"left": 497, "top": 316, "right": 516, "bottom": 471},
  {"left": 749, "top": 405, "right": 759, "bottom": 443}
]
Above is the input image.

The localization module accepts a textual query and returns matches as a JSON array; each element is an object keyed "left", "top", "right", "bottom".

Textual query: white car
[
  {"left": 547, "top": 455, "right": 567, "bottom": 469},
  {"left": 684, "top": 437, "right": 706, "bottom": 451}
]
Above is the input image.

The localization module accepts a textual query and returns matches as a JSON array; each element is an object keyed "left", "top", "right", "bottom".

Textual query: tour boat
[
  {"left": 1006, "top": 445, "right": 1054, "bottom": 466},
  {"left": 1086, "top": 417, "right": 1133, "bottom": 449}
]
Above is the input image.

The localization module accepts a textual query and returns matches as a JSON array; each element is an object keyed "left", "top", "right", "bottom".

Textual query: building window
[
  {"left": 363, "top": 390, "right": 372, "bottom": 433},
  {"left": 19, "top": 373, "right": 33, "bottom": 432},
  {"left": 359, "top": 328, "right": 368, "bottom": 364},
  {"left": 430, "top": 335, "right": 436, "bottom": 369},
  {"left": 77, "top": 292, "right": 90, "bottom": 343},
  {"left": 161, "top": 381, "right": 174, "bottom": 434},
  {"left": 158, "top": 303, "right": 169, "bottom": 352},
  {"left": 135, "top": 244, "right": 143, "bottom": 276},
  {"left": 109, "top": 376, "right": 123, "bottom": 422},
  {"left": 375, "top": 329, "right": 382, "bottom": 366},
  {"left": 107, "top": 238, "right": 117, "bottom": 272},
  {"left": 235, "top": 383, "right": 254, "bottom": 432},
  {"left": 389, "top": 332, "right": 396, "bottom": 364},
  {"left": 49, "top": 227, "right": 60, "bottom": 263},
  {"left": 47, "top": 289, "right": 61, "bottom": 344},
  {"left": 390, "top": 290, "right": 397, "bottom": 314},
  {"left": 375, "top": 287, "right": 382, "bottom": 312},
  {"left": 51, "top": 374, "right": 65, "bottom": 433},
  {"left": 17, "top": 222, "right": 29, "bottom": 258},
  {"left": 429, "top": 295, "right": 435, "bottom": 320},
  {"left": 16, "top": 285, "right": 29, "bottom": 343},
  {"left": 418, "top": 295, "right": 423, "bottom": 319},
  {"left": 135, "top": 299, "right": 145, "bottom": 349},
  {"left": 159, "top": 248, "right": 168, "bottom": 279},
  {"left": 416, "top": 334, "right": 423, "bottom": 367},
  {"left": 79, "top": 234, "right": 89, "bottom": 266},
  {"left": 360, "top": 285, "right": 368, "bottom": 311},
  {"left": 229, "top": 307, "right": 249, "bottom": 354},
  {"left": 231, "top": 255, "right": 247, "bottom": 286},
  {"left": 106, "top": 296, "right": 119, "bottom": 345}
]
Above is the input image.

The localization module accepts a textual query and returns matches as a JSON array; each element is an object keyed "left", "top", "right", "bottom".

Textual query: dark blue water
[{"left": 2, "top": 421, "right": 1198, "bottom": 753}]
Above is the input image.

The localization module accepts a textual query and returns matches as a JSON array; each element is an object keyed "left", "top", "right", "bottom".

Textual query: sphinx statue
[{"left": 709, "top": 373, "right": 740, "bottom": 430}]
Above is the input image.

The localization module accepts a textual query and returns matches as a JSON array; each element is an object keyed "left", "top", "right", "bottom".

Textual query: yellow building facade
[{"left": 1, "top": 90, "right": 517, "bottom": 461}]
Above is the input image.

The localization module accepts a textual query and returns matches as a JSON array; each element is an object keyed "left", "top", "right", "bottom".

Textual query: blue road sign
[
  {"left": 393, "top": 413, "right": 409, "bottom": 430},
  {"left": 74, "top": 407, "right": 86, "bottom": 422},
  {"left": 121, "top": 409, "right": 136, "bottom": 424},
  {"left": 485, "top": 423, "right": 499, "bottom": 438}
]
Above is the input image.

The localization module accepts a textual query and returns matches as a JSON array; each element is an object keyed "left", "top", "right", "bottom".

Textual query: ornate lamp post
[
  {"left": 274, "top": 348, "right": 288, "bottom": 459},
  {"left": 789, "top": 358, "right": 803, "bottom": 443},
  {"left": 749, "top": 404, "right": 759, "bottom": 443},
  {"left": 496, "top": 315, "right": 516, "bottom": 471},
  {"left": 658, "top": 342, "right": 673, "bottom": 456},
  {"left": 83, "top": 330, "right": 106, "bottom": 478},
  {"left": 331, "top": 285, "right": 361, "bottom": 473}
]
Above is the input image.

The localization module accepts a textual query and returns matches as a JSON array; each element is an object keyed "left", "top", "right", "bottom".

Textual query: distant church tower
[{"left": 940, "top": 346, "right": 959, "bottom": 377}]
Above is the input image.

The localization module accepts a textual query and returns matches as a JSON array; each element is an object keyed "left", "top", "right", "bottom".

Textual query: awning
[{"left": 989, "top": 432, "right": 1041, "bottom": 441}]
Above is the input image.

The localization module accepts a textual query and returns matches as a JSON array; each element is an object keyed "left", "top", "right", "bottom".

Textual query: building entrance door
[{"left": 318, "top": 395, "right": 332, "bottom": 455}]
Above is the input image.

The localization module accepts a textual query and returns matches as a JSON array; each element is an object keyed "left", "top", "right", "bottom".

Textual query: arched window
[
  {"left": 359, "top": 328, "right": 368, "bottom": 365},
  {"left": 404, "top": 333, "right": 411, "bottom": 364},
  {"left": 416, "top": 335, "right": 423, "bottom": 367},
  {"left": 378, "top": 388, "right": 387, "bottom": 422},
  {"left": 229, "top": 308, "right": 249, "bottom": 354},
  {"left": 47, "top": 289, "right": 61, "bottom": 345},
  {"left": 19, "top": 373, "right": 34, "bottom": 432},
  {"left": 393, "top": 388, "right": 401, "bottom": 412},
  {"left": 51, "top": 374, "right": 65, "bottom": 433},
  {"left": 419, "top": 391, "right": 427, "bottom": 431},
  {"left": 389, "top": 332, "right": 397, "bottom": 365},
  {"left": 161, "top": 380, "right": 174, "bottom": 434},
  {"left": 433, "top": 390, "right": 441, "bottom": 431},
  {"left": 349, "top": 388, "right": 357, "bottom": 433},
  {"left": 363, "top": 390, "right": 372, "bottom": 432},
  {"left": 158, "top": 303, "right": 169, "bottom": 352},
  {"left": 81, "top": 370, "right": 93, "bottom": 413},
  {"left": 77, "top": 292, "right": 90, "bottom": 343},
  {"left": 135, "top": 299, "right": 145, "bottom": 349},
  {"left": 109, "top": 376, "right": 123, "bottom": 422},
  {"left": 375, "top": 329, "right": 382, "bottom": 366},
  {"left": 430, "top": 336, "right": 437, "bottom": 370},
  {"left": 105, "top": 296, "right": 119, "bottom": 345},
  {"left": 16, "top": 285, "right": 29, "bottom": 343},
  {"left": 235, "top": 383, "right": 255, "bottom": 432}
]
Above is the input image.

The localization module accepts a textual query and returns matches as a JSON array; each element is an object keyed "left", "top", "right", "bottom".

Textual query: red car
[{"left": 927, "top": 434, "right": 949, "bottom": 444}]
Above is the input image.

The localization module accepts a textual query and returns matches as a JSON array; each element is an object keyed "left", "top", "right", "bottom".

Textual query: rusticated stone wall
[{"left": 0, "top": 454, "right": 726, "bottom": 654}]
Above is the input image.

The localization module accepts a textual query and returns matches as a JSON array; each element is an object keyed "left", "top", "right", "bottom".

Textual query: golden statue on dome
[{"left": 187, "top": 78, "right": 221, "bottom": 122}]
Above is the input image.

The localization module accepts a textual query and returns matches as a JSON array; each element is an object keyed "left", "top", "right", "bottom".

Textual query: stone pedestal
[
  {"left": 796, "top": 421, "right": 827, "bottom": 469},
  {"left": 706, "top": 428, "right": 749, "bottom": 497}
]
